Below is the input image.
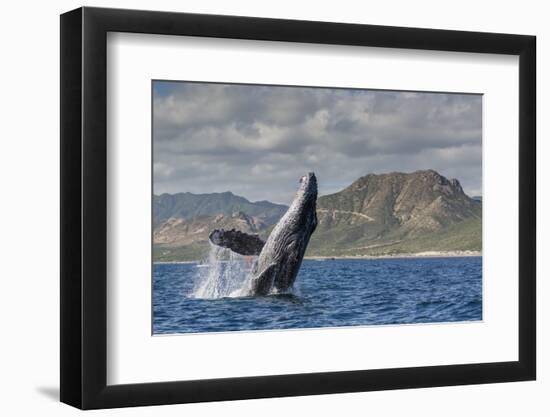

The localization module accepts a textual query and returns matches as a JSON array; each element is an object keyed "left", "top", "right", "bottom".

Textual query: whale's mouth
[{"left": 299, "top": 172, "right": 318, "bottom": 197}]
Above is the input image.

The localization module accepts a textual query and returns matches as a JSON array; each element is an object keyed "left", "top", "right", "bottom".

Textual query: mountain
[
  {"left": 153, "top": 170, "right": 482, "bottom": 261},
  {"left": 308, "top": 170, "right": 481, "bottom": 256},
  {"left": 153, "top": 193, "right": 287, "bottom": 262},
  {"left": 153, "top": 211, "right": 269, "bottom": 262},
  {"left": 153, "top": 191, "right": 287, "bottom": 226}
]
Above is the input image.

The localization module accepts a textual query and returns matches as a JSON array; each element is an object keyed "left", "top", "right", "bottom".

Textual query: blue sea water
[{"left": 153, "top": 256, "right": 482, "bottom": 334}]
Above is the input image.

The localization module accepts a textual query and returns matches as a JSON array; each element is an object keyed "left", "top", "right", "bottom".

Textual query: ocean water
[{"left": 153, "top": 255, "right": 482, "bottom": 334}]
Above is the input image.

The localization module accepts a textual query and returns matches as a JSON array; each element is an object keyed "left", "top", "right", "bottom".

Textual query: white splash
[{"left": 190, "top": 243, "right": 256, "bottom": 299}]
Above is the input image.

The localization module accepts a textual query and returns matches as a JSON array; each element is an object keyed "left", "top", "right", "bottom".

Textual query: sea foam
[{"left": 191, "top": 243, "right": 256, "bottom": 299}]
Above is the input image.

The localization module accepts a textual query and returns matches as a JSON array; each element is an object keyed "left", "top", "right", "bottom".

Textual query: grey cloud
[{"left": 153, "top": 81, "right": 482, "bottom": 204}]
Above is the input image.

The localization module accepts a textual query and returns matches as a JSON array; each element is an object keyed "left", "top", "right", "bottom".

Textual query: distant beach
[
  {"left": 153, "top": 260, "right": 198, "bottom": 264},
  {"left": 153, "top": 250, "right": 482, "bottom": 264},
  {"left": 305, "top": 251, "right": 482, "bottom": 261}
]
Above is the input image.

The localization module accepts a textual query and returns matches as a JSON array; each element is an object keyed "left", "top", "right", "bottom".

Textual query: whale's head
[
  {"left": 251, "top": 172, "right": 318, "bottom": 295},
  {"left": 296, "top": 172, "right": 318, "bottom": 207},
  {"left": 286, "top": 172, "right": 318, "bottom": 233}
]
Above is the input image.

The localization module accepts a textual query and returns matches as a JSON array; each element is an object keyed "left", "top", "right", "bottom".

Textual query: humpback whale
[{"left": 209, "top": 172, "right": 318, "bottom": 296}]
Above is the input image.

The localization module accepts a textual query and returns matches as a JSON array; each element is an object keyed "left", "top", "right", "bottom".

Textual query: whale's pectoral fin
[
  {"left": 208, "top": 229, "right": 265, "bottom": 256},
  {"left": 252, "top": 263, "right": 278, "bottom": 296}
]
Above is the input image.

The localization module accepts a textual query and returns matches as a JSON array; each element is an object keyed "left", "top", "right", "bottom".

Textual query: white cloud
[{"left": 153, "top": 82, "right": 482, "bottom": 204}]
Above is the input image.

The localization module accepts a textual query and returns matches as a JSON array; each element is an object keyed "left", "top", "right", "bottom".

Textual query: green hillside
[
  {"left": 154, "top": 191, "right": 287, "bottom": 226},
  {"left": 153, "top": 170, "right": 482, "bottom": 262}
]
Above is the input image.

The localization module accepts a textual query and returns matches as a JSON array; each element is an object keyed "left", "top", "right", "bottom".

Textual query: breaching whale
[{"left": 209, "top": 172, "right": 318, "bottom": 296}]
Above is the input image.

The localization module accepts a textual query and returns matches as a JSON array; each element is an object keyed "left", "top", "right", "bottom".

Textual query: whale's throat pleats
[
  {"left": 252, "top": 263, "right": 278, "bottom": 296},
  {"left": 207, "top": 174, "right": 318, "bottom": 296}
]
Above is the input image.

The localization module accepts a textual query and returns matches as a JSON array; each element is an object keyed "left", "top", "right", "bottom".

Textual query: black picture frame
[{"left": 60, "top": 6, "right": 536, "bottom": 410}]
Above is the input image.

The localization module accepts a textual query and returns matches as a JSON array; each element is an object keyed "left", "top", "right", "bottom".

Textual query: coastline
[
  {"left": 153, "top": 250, "right": 481, "bottom": 264},
  {"left": 304, "top": 250, "right": 482, "bottom": 261},
  {"left": 153, "top": 260, "right": 199, "bottom": 264}
]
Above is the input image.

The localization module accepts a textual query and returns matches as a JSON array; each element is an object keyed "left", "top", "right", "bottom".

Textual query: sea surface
[{"left": 153, "top": 256, "right": 482, "bottom": 334}]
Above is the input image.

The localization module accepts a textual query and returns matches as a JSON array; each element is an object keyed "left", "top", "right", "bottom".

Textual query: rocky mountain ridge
[{"left": 153, "top": 170, "right": 481, "bottom": 261}]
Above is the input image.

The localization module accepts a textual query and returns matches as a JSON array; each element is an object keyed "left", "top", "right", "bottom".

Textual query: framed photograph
[{"left": 60, "top": 7, "right": 536, "bottom": 409}]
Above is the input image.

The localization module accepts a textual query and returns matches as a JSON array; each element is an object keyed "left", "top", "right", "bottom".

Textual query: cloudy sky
[{"left": 153, "top": 81, "right": 482, "bottom": 205}]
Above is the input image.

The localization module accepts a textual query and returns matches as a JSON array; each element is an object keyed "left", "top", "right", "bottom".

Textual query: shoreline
[
  {"left": 153, "top": 260, "right": 199, "bottom": 264},
  {"left": 153, "top": 250, "right": 481, "bottom": 264},
  {"left": 304, "top": 250, "right": 481, "bottom": 261}
]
